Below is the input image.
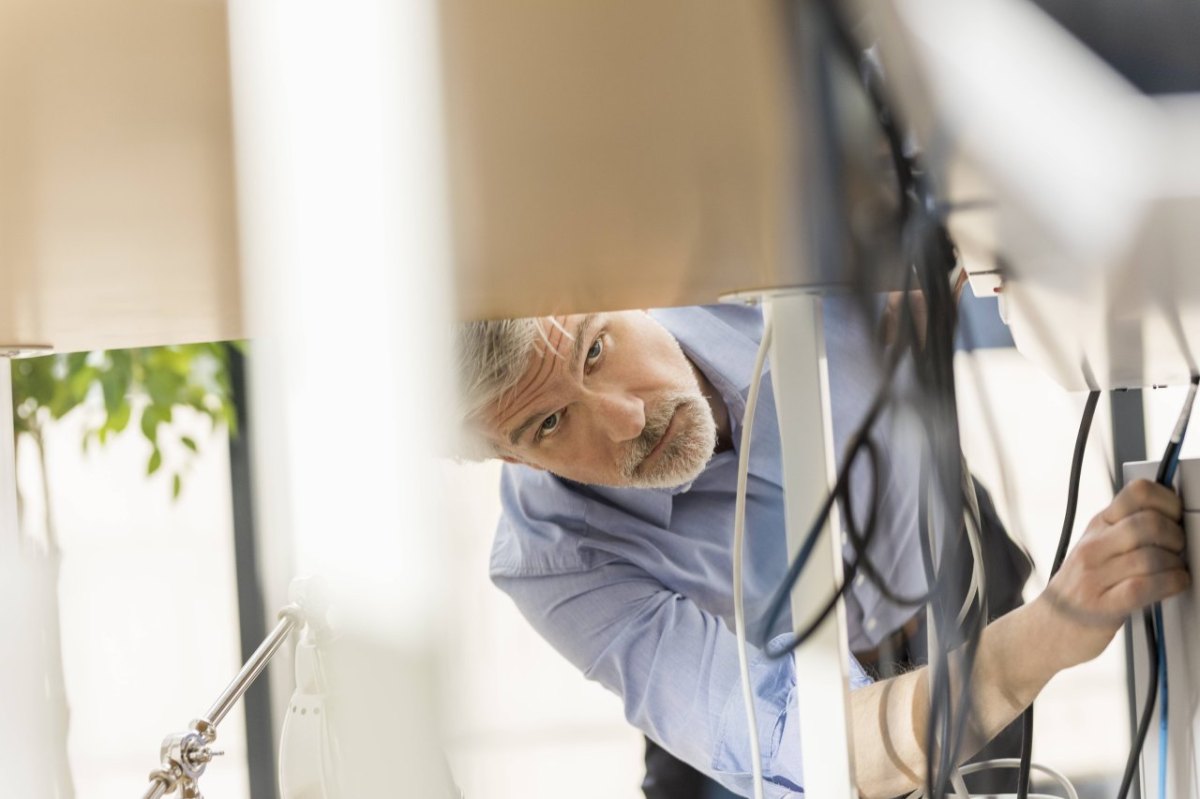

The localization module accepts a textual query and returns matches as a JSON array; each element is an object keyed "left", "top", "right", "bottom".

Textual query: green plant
[
  {"left": 11, "top": 342, "right": 241, "bottom": 502},
  {"left": 8, "top": 341, "right": 242, "bottom": 799}
]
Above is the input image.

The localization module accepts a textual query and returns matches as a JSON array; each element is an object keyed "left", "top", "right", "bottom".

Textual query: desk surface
[{"left": 0, "top": 0, "right": 242, "bottom": 354}]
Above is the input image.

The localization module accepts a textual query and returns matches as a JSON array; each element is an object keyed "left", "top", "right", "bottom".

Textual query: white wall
[
  {"left": 957, "top": 347, "right": 1133, "bottom": 779},
  {"left": 17, "top": 401, "right": 250, "bottom": 799}
]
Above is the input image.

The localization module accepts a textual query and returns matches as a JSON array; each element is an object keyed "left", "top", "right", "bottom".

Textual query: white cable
[
  {"left": 925, "top": 460, "right": 983, "bottom": 629},
  {"left": 903, "top": 760, "right": 1078, "bottom": 799},
  {"left": 950, "top": 768, "right": 972, "bottom": 799},
  {"left": 924, "top": 461, "right": 986, "bottom": 793},
  {"left": 957, "top": 759, "right": 1080, "bottom": 799},
  {"left": 957, "top": 479, "right": 984, "bottom": 627},
  {"left": 733, "top": 316, "right": 774, "bottom": 799},
  {"left": 955, "top": 530, "right": 981, "bottom": 627}
]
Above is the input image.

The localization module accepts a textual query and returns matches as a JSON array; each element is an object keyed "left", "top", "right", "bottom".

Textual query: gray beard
[{"left": 618, "top": 392, "right": 717, "bottom": 489}]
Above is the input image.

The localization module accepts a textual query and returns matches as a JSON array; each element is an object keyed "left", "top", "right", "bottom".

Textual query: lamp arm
[{"left": 140, "top": 605, "right": 304, "bottom": 799}]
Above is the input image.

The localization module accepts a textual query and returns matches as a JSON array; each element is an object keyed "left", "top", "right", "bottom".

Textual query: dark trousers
[
  {"left": 642, "top": 737, "right": 740, "bottom": 799},
  {"left": 641, "top": 479, "right": 1030, "bottom": 799}
]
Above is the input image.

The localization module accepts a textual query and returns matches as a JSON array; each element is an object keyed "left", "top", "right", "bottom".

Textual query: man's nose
[{"left": 594, "top": 392, "right": 646, "bottom": 442}]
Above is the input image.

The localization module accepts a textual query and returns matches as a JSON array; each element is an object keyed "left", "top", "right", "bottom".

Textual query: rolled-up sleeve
[{"left": 494, "top": 555, "right": 873, "bottom": 798}]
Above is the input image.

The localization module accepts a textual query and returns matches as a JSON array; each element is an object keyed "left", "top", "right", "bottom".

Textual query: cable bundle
[
  {"left": 735, "top": 6, "right": 1200, "bottom": 799},
  {"left": 728, "top": 4, "right": 996, "bottom": 797},
  {"left": 728, "top": 5, "right": 1197, "bottom": 799}
]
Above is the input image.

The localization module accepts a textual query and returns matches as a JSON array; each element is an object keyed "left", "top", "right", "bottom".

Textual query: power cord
[
  {"left": 768, "top": 3, "right": 991, "bottom": 794},
  {"left": 1016, "top": 389, "right": 1101, "bottom": 799},
  {"left": 733, "top": 316, "right": 775, "bottom": 799},
  {"left": 1154, "top": 601, "right": 1168, "bottom": 799},
  {"left": 1118, "top": 375, "right": 1197, "bottom": 799}
]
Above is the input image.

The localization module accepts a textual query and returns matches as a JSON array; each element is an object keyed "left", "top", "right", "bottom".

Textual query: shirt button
[
  {"left": 865, "top": 617, "right": 878, "bottom": 631},
  {"left": 854, "top": 574, "right": 865, "bottom": 588}
]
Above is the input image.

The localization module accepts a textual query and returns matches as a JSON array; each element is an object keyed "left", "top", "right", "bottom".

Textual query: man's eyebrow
[
  {"left": 570, "top": 313, "right": 599, "bottom": 372},
  {"left": 507, "top": 314, "right": 599, "bottom": 447},
  {"left": 509, "top": 408, "right": 550, "bottom": 447}
]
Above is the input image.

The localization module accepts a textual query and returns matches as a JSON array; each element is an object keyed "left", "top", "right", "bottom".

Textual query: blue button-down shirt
[{"left": 490, "top": 299, "right": 925, "bottom": 797}]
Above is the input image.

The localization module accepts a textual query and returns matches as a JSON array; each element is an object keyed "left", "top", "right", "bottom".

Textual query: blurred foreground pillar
[
  {"left": 0, "top": 361, "right": 71, "bottom": 796},
  {"left": 227, "top": 0, "right": 455, "bottom": 795}
]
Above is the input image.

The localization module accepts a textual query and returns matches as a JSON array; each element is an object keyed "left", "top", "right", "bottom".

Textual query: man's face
[{"left": 482, "top": 311, "right": 718, "bottom": 489}]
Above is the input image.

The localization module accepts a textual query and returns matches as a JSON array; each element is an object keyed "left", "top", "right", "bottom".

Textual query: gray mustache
[{"left": 620, "top": 393, "right": 692, "bottom": 478}]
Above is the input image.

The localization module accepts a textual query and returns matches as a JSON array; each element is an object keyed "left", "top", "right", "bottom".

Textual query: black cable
[
  {"left": 757, "top": 249, "right": 922, "bottom": 653},
  {"left": 949, "top": 477, "right": 991, "bottom": 776},
  {"left": 841, "top": 460, "right": 933, "bottom": 609},
  {"left": 771, "top": 5, "right": 990, "bottom": 794},
  {"left": 915, "top": 463, "right": 991, "bottom": 799},
  {"left": 810, "top": 3, "right": 1010, "bottom": 792},
  {"left": 917, "top": 462, "right": 948, "bottom": 793},
  {"left": 899, "top": 200, "right": 982, "bottom": 799},
  {"left": 1016, "top": 389, "right": 1101, "bottom": 799},
  {"left": 819, "top": 1, "right": 916, "bottom": 212},
  {"left": 1118, "top": 611, "right": 1160, "bottom": 799},
  {"left": 763, "top": 436, "right": 884, "bottom": 657},
  {"left": 761, "top": 428, "right": 957, "bottom": 661},
  {"left": 1117, "top": 379, "right": 1198, "bottom": 799},
  {"left": 1052, "top": 391, "right": 1102, "bottom": 576},
  {"left": 821, "top": 35, "right": 976, "bottom": 784}
]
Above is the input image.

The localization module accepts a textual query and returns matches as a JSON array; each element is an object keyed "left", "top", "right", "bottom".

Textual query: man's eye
[
  {"left": 538, "top": 412, "right": 562, "bottom": 439},
  {"left": 586, "top": 336, "right": 603, "bottom": 365}
]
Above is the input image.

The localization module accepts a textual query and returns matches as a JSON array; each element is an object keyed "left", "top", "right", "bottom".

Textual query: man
[{"left": 457, "top": 300, "right": 1187, "bottom": 798}]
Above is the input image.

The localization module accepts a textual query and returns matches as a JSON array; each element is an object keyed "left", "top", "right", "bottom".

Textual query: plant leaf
[
  {"left": 147, "top": 448, "right": 163, "bottom": 476},
  {"left": 145, "top": 369, "right": 185, "bottom": 408},
  {"left": 108, "top": 400, "right": 132, "bottom": 434},
  {"left": 140, "top": 406, "right": 161, "bottom": 444}
]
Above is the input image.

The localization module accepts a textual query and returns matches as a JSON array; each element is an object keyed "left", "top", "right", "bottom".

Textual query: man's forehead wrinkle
[
  {"left": 535, "top": 315, "right": 573, "bottom": 359},
  {"left": 491, "top": 313, "right": 603, "bottom": 449},
  {"left": 492, "top": 319, "right": 571, "bottom": 430}
]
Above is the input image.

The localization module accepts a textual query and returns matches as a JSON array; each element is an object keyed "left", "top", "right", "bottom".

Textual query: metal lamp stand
[{"left": 140, "top": 604, "right": 307, "bottom": 799}]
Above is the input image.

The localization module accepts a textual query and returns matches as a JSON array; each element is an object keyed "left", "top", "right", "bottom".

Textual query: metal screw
[{"left": 187, "top": 747, "right": 225, "bottom": 767}]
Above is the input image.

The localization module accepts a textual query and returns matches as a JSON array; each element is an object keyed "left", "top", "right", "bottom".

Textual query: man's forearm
[{"left": 849, "top": 600, "right": 1064, "bottom": 799}]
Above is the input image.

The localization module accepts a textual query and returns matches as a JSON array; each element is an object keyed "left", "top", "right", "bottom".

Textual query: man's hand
[
  {"left": 1033, "top": 478, "right": 1189, "bottom": 672},
  {"left": 852, "top": 478, "right": 1188, "bottom": 799}
]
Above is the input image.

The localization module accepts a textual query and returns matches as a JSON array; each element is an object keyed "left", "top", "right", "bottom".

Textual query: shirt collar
[
  {"left": 650, "top": 305, "right": 767, "bottom": 402},
  {"left": 648, "top": 305, "right": 772, "bottom": 495}
]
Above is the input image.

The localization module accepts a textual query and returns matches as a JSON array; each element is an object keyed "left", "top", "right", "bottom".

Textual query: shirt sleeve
[{"left": 492, "top": 549, "right": 874, "bottom": 798}]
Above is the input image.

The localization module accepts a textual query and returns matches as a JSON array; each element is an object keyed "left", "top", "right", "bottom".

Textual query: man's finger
[
  {"left": 1104, "top": 511, "right": 1187, "bottom": 557},
  {"left": 1103, "top": 568, "right": 1191, "bottom": 612},
  {"left": 1095, "top": 546, "right": 1187, "bottom": 593},
  {"left": 1102, "top": 479, "right": 1183, "bottom": 525}
]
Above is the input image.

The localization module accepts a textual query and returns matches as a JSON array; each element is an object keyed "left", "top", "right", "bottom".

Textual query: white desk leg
[
  {"left": 0, "top": 359, "right": 71, "bottom": 796},
  {"left": 764, "top": 293, "right": 857, "bottom": 799}
]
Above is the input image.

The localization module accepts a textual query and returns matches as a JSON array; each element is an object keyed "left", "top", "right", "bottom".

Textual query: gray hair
[{"left": 455, "top": 317, "right": 545, "bottom": 460}]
